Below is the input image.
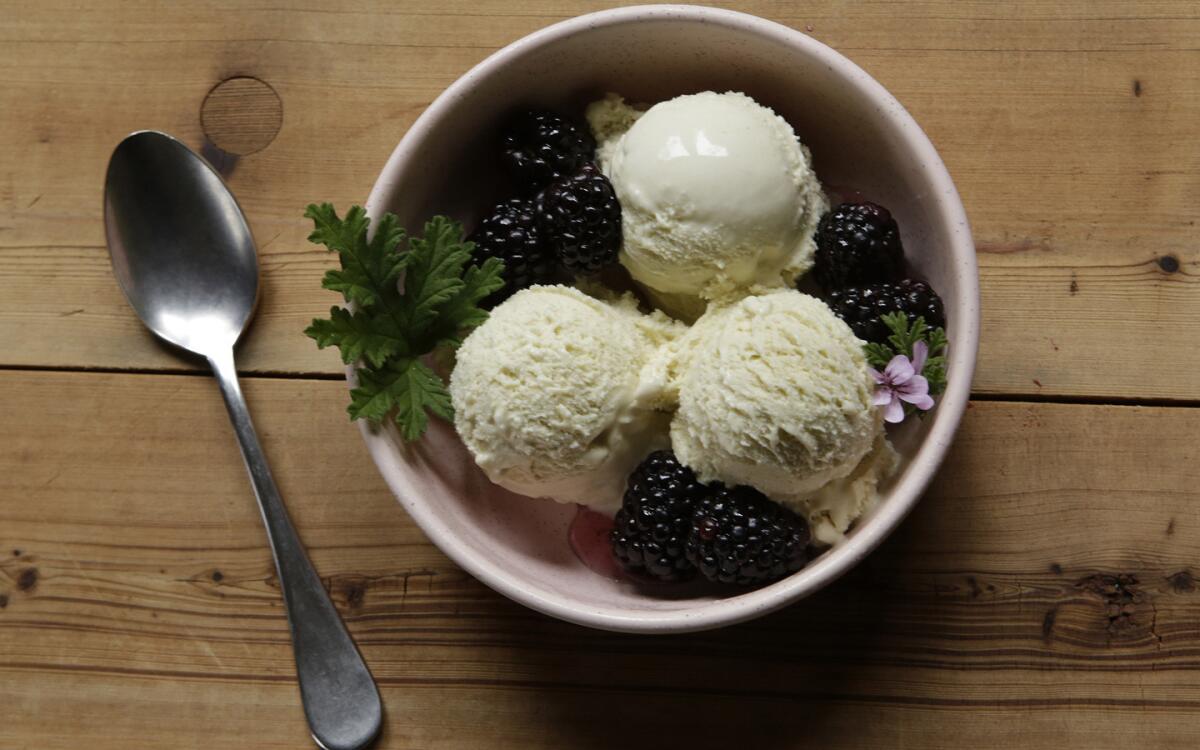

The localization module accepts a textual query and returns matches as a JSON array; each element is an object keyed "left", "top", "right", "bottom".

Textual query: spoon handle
[{"left": 207, "top": 348, "right": 382, "bottom": 750}]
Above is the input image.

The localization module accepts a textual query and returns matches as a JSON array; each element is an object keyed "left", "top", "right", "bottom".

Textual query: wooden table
[{"left": 2, "top": 2, "right": 1198, "bottom": 747}]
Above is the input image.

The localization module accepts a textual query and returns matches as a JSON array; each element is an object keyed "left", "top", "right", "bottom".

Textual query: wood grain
[
  {"left": 4, "top": 2, "right": 1200, "bottom": 747},
  {"left": 1, "top": 1, "right": 1199, "bottom": 400},
  {"left": 3, "top": 370, "right": 1200, "bottom": 747}
]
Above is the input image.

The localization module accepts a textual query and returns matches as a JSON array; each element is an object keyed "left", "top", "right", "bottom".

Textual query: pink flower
[{"left": 870, "top": 341, "right": 935, "bottom": 424}]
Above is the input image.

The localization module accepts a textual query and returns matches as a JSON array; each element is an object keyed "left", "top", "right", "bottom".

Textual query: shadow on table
[{"left": 517, "top": 548, "right": 909, "bottom": 749}]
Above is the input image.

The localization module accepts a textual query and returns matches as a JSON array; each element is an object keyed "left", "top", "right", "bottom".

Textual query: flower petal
[
  {"left": 872, "top": 386, "right": 894, "bottom": 407},
  {"left": 884, "top": 354, "right": 914, "bottom": 384},
  {"left": 883, "top": 396, "right": 905, "bottom": 423},
  {"left": 897, "top": 374, "right": 930, "bottom": 397},
  {"left": 910, "top": 393, "right": 936, "bottom": 410},
  {"left": 898, "top": 375, "right": 935, "bottom": 410},
  {"left": 868, "top": 366, "right": 886, "bottom": 385},
  {"left": 911, "top": 340, "right": 928, "bottom": 373}
]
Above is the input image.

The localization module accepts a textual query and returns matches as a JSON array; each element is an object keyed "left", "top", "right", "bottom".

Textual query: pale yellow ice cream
[
  {"left": 449, "top": 285, "right": 684, "bottom": 514},
  {"left": 587, "top": 92, "right": 827, "bottom": 316},
  {"left": 799, "top": 434, "right": 898, "bottom": 545},
  {"left": 664, "top": 290, "right": 889, "bottom": 537}
]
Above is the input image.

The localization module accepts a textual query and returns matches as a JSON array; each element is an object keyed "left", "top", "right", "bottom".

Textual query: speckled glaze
[{"left": 359, "top": 5, "right": 979, "bottom": 633}]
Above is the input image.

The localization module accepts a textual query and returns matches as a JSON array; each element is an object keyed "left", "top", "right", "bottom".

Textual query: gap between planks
[{"left": 2, "top": 363, "right": 1199, "bottom": 411}]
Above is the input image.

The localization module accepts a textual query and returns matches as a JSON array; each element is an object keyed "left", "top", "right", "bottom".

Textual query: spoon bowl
[{"left": 104, "top": 131, "right": 257, "bottom": 355}]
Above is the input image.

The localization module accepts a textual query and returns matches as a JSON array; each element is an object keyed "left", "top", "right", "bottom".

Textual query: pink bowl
[{"left": 360, "top": 5, "right": 979, "bottom": 633}]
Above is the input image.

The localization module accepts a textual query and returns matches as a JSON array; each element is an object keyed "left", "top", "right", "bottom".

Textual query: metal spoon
[{"left": 104, "top": 130, "right": 382, "bottom": 750}]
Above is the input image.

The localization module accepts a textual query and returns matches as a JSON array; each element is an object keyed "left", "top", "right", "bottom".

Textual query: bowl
[{"left": 359, "top": 4, "right": 979, "bottom": 633}]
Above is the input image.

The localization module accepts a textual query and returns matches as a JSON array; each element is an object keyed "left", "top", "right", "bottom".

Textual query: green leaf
[
  {"left": 392, "top": 360, "right": 454, "bottom": 440},
  {"left": 348, "top": 358, "right": 453, "bottom": 440},
  {"left": 399, "top": 216, "right": 472, "bottom": 336},
  {"left": 425, "top": 256, "right": 506, "bottom": 348},
  {"left": 882, "top": 312, "right": 927, "bottom": 359},
  {"left": 319, "top": 267, "right": 376, "bottom": 307},
  {"left": 368, "top": 213, "right": 409, "bottom": 280},
  {"left": 923, "top": 355, "right": 948, "bottom": 396},
  {"left": 305, "top": 203, "right": 369, "bottom": 255},
  {"left": 304, "top": 306, "right": 406, "bottom": 367},
  {"left": 305, "top": 203, "right": 408, "bottom": 306},
  {"left": 306, "top": 206, "right": 499, "bottom": 441},
  {"left": 926, "top": 326, "right": 949, "bottom": 359},
  {"left": 863, "top": 342, "right": 894, "bottom": 370}
]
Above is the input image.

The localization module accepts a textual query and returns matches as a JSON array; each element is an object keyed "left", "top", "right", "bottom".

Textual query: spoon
[{"left": 104, "top": 131, "right": 382, "bottom": 750}]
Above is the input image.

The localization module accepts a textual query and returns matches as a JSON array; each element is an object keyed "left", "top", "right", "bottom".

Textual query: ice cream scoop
[
  {"left": 667, "top": 289, "right": 883, "bottom": 509},
  {"left": 589, "top": 92, "right": 827, "bottom": 315},
  {"left": 449, "top": 285, "right": 684, "bottom": 514}
]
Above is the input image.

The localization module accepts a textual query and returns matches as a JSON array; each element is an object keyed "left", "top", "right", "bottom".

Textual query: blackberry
[
  {"left": 825, "top": 279, "right": 946, "bottom": 345},
  {"left": 501, "top": 110, "right": 595, "bottom": 194},
  {"left": 687, "top": 486, "right": 810, "bottom": 586},
  {"left": 611, "top": 451, "right": 710, "bottom": 582},
  {"left": 538, "top": 164, "right": 622, "bottom": 274},
  {"left": 812, "top": 201, "right": 905, "bottom": 291},
  {"left": 468, "top": 198, "right": 557, "bottom": 306}
]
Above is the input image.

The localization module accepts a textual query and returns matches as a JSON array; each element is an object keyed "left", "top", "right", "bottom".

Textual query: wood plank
[
  {"left": 2, "top": 370, "right": 1200, "bottom": 747},
  {"left": 1, "top": 1, "right": 1199, "bottom": 400}
]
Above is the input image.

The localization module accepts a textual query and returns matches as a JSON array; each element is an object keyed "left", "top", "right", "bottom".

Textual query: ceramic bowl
[{"left": 360, "top": 4, "right": 979, "bottom": 633}]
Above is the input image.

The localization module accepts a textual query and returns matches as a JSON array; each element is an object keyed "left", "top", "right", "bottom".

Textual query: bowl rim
[{"left": 360, "top": 3, "right": 980, "bottom": 633}]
